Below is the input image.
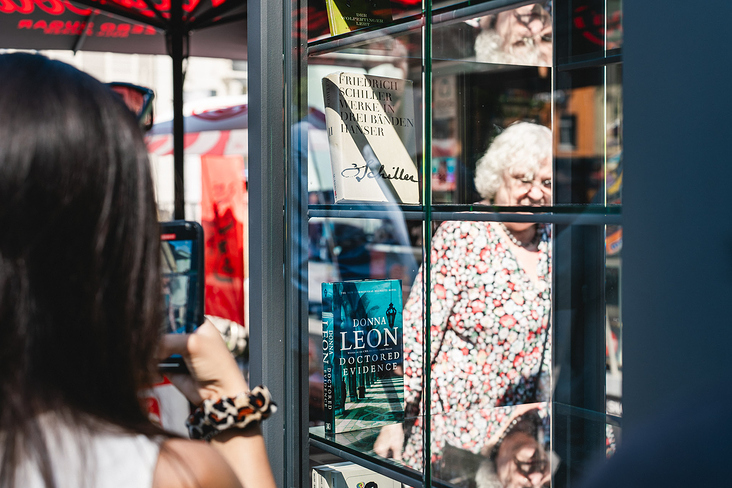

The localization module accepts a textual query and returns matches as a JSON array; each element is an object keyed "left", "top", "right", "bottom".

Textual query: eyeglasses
[
  {"left": 514, "top": 8, "right": 552, "bottom": 30},
  {"left": 510, "top": 174, "right": 552, "bottom": 193},
  {"left": 106, "top": 82, "right": 155, "bottom": 131},
  {"left": 514, "top": 456, "right": 549, "bottom": 477}
]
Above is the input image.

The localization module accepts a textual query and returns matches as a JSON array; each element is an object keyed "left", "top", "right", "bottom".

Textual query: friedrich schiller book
[
  {"left": 321, "top": 279, "right": 404, "bottom": 435},
  {"left": 322, "top": 72, "right": 419, "bottom": 204}
]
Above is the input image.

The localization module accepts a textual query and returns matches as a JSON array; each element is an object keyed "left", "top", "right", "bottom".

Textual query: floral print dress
[{"left": 400, "top": 221, "right": 551, "bottom": 469}]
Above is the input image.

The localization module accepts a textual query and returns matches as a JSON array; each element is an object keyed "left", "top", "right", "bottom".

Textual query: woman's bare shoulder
[{"left": 153, "top": 438, "right": 243, "bottom": 488}]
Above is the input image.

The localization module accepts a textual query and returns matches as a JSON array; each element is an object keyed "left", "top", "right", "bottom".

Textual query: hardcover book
[
  {"left": 321, "top": 279, "right": 404, "bottom": 435},
  {"left": 325, "top": 0, "right": 393, "bottom": 36},
  {"left": 322, "top": 72, "right": 419, "bottom": 204}
]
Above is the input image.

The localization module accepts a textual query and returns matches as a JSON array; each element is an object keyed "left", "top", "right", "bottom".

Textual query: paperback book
[
  {"left": 322, "top": 71, "right": 419, "bottom": 204},
  {"left": 321, "top": 279, "right": 404, "bottom": 435},
  {"left": 325, "top": 0, "right": 393, "bottom": 36}
]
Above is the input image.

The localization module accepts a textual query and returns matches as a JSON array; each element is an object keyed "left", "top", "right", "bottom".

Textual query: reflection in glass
[
  {"left": 369, "top": 122, "right": 554, "bottom": 482},
  {"left": 392, "top": 216, "right": 552, "bottom": 485},
  {"left": 475, "top": 122, "right": 552, "bottom": 207},
  {"left": 399, "top": 218, "right": 552, "bottom": 485},
  {"left": 301, "top": 1, "right": 624, "bottom": 484},
  {"left": 475, "top": 405, "right": 552, "bottom": 488},
  {"left": 556, "top": 0, "right": 622, "bottom": 62},
  {"left": 555, "top": 67, "right": 604, "bottom": 204},
  {"left": 554, "top": 63, "right": 621, "bottom": 206},
  {"left": 607, "top": 0, "right": 623, "bottom": 50},
  {"left": 605, "top": 225, "right": 622, "bottom": 418},
  {"left": 474, "top": 3, "right": 553, "bottom": 67},
  {"left": 606, "top": 64, "right": 622, "bottom": 205},
  {"left": 431, "top": 62, "right": 551, "bottom": 205},
  {"left": 307, "top": 215, "right": 421, "bottom": 429},
  {"left": 552, "top": 223, "right": 611, "bottom": 484}
]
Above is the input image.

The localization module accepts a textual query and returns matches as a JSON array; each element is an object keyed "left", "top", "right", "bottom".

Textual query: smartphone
[{"left": 159, "top": 220, "right": 205, "bottom": 372}]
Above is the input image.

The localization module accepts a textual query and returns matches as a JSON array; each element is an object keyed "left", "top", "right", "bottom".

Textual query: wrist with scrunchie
[{"left": 186, "top": 385, "right": 277, "bottom": 441}]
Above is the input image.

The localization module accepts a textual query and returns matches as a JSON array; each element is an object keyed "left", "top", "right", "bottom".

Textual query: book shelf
[{"left": 282, "top": 1, "right": 624, "bottom": 486}]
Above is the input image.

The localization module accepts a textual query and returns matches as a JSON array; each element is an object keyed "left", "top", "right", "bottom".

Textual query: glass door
[{"left": 282, "top": 1, "right": 623, "bottom": 486}]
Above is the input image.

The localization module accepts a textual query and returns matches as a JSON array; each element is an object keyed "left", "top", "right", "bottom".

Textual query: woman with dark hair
[{"left": 0, "top": 53, "right": 275, "bottom": 488}]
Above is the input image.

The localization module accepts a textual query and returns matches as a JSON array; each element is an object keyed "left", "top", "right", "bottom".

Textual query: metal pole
[
  {"left": 248, "top": 0, "right": 286, "bottom": 485},
  {"left": 171, "top": 0, "right": 185, "bottom": 220}
]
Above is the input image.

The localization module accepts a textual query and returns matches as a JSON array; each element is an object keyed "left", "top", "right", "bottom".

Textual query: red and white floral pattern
[{"left": 400, "top": 221, "right": 551, "bottom": 468}]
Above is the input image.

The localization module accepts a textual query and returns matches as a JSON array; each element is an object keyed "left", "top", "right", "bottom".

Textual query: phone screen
[
  {"left": 161, "top": 237, "right": 200, "bottom": 333},
  {"left": 159, "top": 221, "right": 204, "bottom": 372}
]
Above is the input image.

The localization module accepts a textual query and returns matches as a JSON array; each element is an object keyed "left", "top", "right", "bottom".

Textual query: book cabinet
[{"left": 249, "top": 0, "right": 624, "bottom": 486}]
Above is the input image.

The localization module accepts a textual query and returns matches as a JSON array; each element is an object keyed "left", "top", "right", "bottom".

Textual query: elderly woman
[{"left": 374, "top": 122, "right": 552, "bottom": 480}]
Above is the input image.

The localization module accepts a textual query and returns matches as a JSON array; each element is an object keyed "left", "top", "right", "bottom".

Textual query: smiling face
[{"left": 493, "top": 157, "right": 552, "bottom": 207}]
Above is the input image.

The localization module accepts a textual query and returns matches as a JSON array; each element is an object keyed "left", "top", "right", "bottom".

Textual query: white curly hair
[
  {"left": 474, "top": 28, "right": 550, "bottom": 67},
  {"left": 474, "top": 122, "right": 552, "bottom": 202}
]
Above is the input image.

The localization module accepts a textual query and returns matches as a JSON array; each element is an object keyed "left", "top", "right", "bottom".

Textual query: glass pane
[
  {"left": 605, "top": 224, "right": 621, "bottom": 417},
  {"left": 553, "top": 407, "right": 620, "bottom": 483},
  {"left": 606, "top": 63, "right": 622, "bottom": 206},
  {"left": 553, "top": 224, "right": 609, "bottom": 484},
  {"left": 607, "top": 0, "right": 623, "bottom": 50},
  {"left": 431, "top": 67, "right": 552, "bottom": 206},
  {"left": 310, "top": 446, "right": 404, "bottom": 487},
  {"left": 432, "top": 2, "right": 553, "bottom": 67},
  {"left": 556, "top": 0, "right": 621, "bottom": 63},
  {"left": 396, "top": 218, "right": 552, "bottom": 486},
  {"left": 308, "top": 213, "right": 423, "bottom": 473},
  {"left": 300, "top": 1, "right": 624, "bottom": 486},
  {"left": 555, "top": 66, "right": 605, "bottom": 205},
  {"left": 308, "top": 24, "right": 423, "bottom": 206},
  {"left": 306, "top": 0, "right": 424, "bottom": 41},
  {"left": 431, "top": 2, "right": 553, "bottom": 207},
  {"left": 307, "top": 216, "right": 420, "bottom": 293},
  {"left": 554, "top": 62, "right": 621, "bottom": 206}
]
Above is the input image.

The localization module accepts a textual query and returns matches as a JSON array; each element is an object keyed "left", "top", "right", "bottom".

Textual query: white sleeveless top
[{"left": 8, "top": 414, "right": 162, "bottom": 488}]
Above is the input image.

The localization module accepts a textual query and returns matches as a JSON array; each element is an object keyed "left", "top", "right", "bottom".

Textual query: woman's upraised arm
[{"left": 157, "top": 321, "right": 277, "bottom": 488}]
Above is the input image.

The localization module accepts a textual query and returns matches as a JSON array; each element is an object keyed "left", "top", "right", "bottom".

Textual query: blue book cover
[{"left": 321, "top": 279, "right": 404, "bottom": 434}]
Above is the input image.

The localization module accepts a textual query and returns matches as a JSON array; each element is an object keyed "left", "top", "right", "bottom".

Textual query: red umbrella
[{"left": 0, "top": 0, "right": 246, "bottom": 59}]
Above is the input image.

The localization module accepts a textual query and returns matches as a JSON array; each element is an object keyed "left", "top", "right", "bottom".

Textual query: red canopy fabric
[
  {"left": 0, "top": 0, "right": 247, "bottom": 59},
  {"left": 201, "top": 154, "right": 247, "bottom": 327},
  {"left": 149, "top": 103, "right": 248, "bottom": 135},
  {"left": 146, "top": 103, "right": 248, "bottom": 156},
  {"left": 147, "top": 129, "right": 247, "bottom": 156}
]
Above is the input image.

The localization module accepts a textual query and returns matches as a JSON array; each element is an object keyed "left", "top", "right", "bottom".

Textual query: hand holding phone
[
  {"left": 159, "top": 220, "right": 205, "bottom": 372},
  {"left": 158, "top": 320, "right": 249, "bottom": 404}
]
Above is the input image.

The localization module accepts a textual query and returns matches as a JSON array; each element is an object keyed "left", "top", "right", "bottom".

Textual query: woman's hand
[
  {"left": 158, "top": 320, "right": 276, "bottom": 488},
  {"left": 373, "top": 423, "right": 405, "bottom": 461},
  {"left": 157, "top": 319, "right": 249, "bottom": 405}
]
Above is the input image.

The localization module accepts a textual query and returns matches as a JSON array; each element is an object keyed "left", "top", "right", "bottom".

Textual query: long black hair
[{"left": 0, "top": 53, "right": 163, "bottom": 485}]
